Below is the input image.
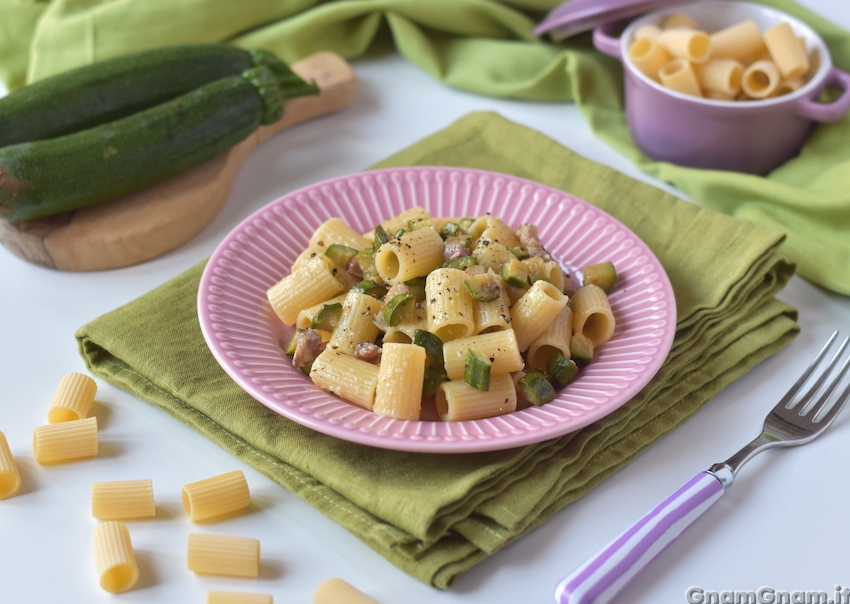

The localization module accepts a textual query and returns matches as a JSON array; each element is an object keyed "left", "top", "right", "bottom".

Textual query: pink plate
[{"left": 198, "top": 167, "right": 676, "bottom": 453}]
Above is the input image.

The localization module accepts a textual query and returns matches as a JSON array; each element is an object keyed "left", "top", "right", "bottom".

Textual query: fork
[{"left": 554, "top": 331, "right": 850, "bottom": 604}]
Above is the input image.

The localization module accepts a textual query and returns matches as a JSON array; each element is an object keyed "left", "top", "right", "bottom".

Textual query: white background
[{"left": 1, "top": 1, "right": 849, "bottom": 602}]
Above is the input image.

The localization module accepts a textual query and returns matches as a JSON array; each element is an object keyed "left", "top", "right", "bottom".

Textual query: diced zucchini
[
  {"left": 351, "top": 279, "right": 387, "bottom": 298},
  {"left": 501, "top": 256, "right": 529, "bottom": 288},
  {"left": 383, "top": 293, "right": 415, "bottom": 327},
  {"left": 324, "top": 244, "right": 358, "bottom": 268},
  {"left": 444, "top": 256, "right": 478, "bottom": 270},
  {"left": 310, "top": 302, "right": 343, "bottom": 331},
  {"left": 404, "top": 276, "right": 427, "bottom": 302},
  {"left": 413, "top": 329, "right": 444, "bottom": 366},
  {"left": 422, "top": 365, "right": 449, "bottom": 398},
  {"left": 546, "top": 352, "right": 579, "bottom": 386},
  {"left": 523, "top": 256, "right": 549, "bottom": 285},
  {"left": 284, "top": 330, "right": 300, "bottom": 356},
  {"left": 374, "top": 224, "right": 391, "bottom": 249},
  {"left": 508, "top": 246, "right": 529, "bottom": 260},
  {"left": 570, "top": 333, "right": 594, "bottom": 365},
  {"left": 464, "top": 349, "right": 492, "bottom": 391},
  {"left": 582, "top": 262, "right": 618, "bottom": 294},
  {"left": 439, "top": 222, "right": 462, "bottom": 239},
  {"left": 457, "top": 217, "right": 475, "bottom": 231},
  {"left": 354, "top": 248, "right": 381, "bottom": 282},
  {"left": 464, "top": 273, "right": 502, "bottom": 302},
  {"left": 517, "top": 371, "right": 556, "bottom": 406}
]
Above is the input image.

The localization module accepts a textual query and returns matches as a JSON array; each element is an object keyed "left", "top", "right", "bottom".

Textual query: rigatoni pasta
[
  {"left": 0, "top": 431, "right": 21, "bottom": 499},
  {"left": 273, "top": 210, "right": 619, "bottom": 421},
  {"left": 92, "top": 521, "right": 139, "bottom": 593},
  {"left": 92, "top": 479, "right": 155, "bottom": 520},
  {"left": 313, "top": 578, "right": 381, "bottom": 604},
  {"left": 208, "top": 592, "right": 273, "bottom": 604},
  {"left": 182, "top": 470, "right": 250, "bottom": 522},
  {"left": 33, "top": 416, "right": 98, "bottom": 463},
  {"left": 187, "top": 533, "right": 260, "bottom": 577},
  {"left": 47, "top": 372, "right": 97, "bottom": 423}
]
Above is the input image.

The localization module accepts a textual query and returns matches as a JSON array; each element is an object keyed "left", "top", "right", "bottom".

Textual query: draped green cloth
[
  {"left": 1, "top": 0, "right": 849, "bottom": 294},
  {"left": 76, "top": 111, "right": 800, "bottom": 588}
]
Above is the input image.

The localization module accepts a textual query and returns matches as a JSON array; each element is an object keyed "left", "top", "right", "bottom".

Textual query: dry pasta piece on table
[
  {"left": 313, "top": 577, "right": 382, "bottom": 604},
  {"left": 33, "top": 416, "right": 98, "bottom": 463},
  {"left": 47, "top": 372, "right": 97, "bottom": 423},
  {"left": 437, "top": 374, "right": 517, "bottom": 422},
  {"left": 92, "top": 521, "right": 139, "bottom": 593},
  {"left": 187, "top": 533, "right": 260, "bottom": 577},
  {"left": 207, "top": 592, "right": 273, "bottom": 604},
  {"left": 310, "top": 349, "right": 380, "bottom": 410},
  {"left": 182, "top": 470, "right": 250, "bottom": 522},
  {"left": 92, "top": 479, "right": 155, "bottom": 520},
  {"left": 0, "top": 431, "right": 21, "bottom": 499}
]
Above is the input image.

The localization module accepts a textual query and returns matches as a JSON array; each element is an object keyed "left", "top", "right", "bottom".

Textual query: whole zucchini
[
  {"left": 0, "top": 66, "right": 291, "bottom": 221},
  {"left": 0, "top": 44, "right": 307, "bottom": 148}
]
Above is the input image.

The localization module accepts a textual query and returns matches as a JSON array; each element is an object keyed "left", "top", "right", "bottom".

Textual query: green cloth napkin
[
  {"left": 1, "top": 0, "right": 848, "bottom": 294},
  {"left": 76, "top": 111, "right": 800, "bottom": 588}
]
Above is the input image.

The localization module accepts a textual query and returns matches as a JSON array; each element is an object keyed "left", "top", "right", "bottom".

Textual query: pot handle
[
  {"left": 796, "top": 67, "right": 850, "bottom": 122},
  {"left": 593, "top": 24, "right": 623, "bottom": 61}
]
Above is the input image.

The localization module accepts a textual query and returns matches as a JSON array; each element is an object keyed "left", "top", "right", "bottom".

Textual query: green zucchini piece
[
  {"left": 464, "top": 273, "right": 502, "bottom": 302},
  {"left": 354, "top": 248, "right": 381, "bottom": 282},
  {"left": 413, "top": 329, "right": 444, "bottom": 366},
  {"left": 0, "top": 44, "right": 317, "bottom": 149},
  {"left": 582, "top": 262, "right": 618, "bottom": 294},
  {"left": 374, "top": 224, "right": 391, "bottom": 249},
  {"left": 383, "top": 294, "right": 415, "bottom": 327},
  {"left": 457, "top": 217, "right": 475, "bottom": 231},
  {"left": 351, "top": 280, "right": 387, "bottom": 298},
  {"left": 439, "top": 222, "right": 463, "bottom": 239},
  {"left": 443, "top": 256, "right": 478, "bottom": 270},
  {"left": 404, "top": 277, "right": 427, "bottom": 302},
  {"left": 0, "top": 69, "right": 278, "bottom": 221},
  {"left": 509, "top": 246, "right": 529, "bottom": 260},
  {"left": 310, "top": 302, "right": 343, "bottom": 331},
  {"left": 501, "top": 256, "right": 530, "bottom": 288},
  {"left": 422, "top": 365, "right": 449, "bottom": 398},
  {"left": 518, "top": 371, "right": 556, "bottom": 406},
  {"left": 524, "top": 256, "right": 549, "bottom": 284},
  {"left": 325, "top": 244, "right": 358, "bottom": 268},
  {"left": 570, "top": 333, "right": 595, "bottom": 366},
  {"left": 284, "top": 330, "right": 300, "bottom": 356},
  {"left": 464, "top": 349, "right": 492, "bottom": 391},
  {"left": 546, "top": 352, "right": 580, "bottom": 386}
]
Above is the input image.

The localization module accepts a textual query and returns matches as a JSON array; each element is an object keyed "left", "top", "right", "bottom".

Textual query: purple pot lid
[{"left": 533, "top": 0, "right": 685, "bottom": 40}]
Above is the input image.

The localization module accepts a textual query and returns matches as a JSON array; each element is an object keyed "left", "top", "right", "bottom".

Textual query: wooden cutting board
[{"left": 0, "top": 52, "right": 357, "bottom": 271}]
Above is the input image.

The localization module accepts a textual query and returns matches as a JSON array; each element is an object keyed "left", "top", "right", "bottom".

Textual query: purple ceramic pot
[{"left": 593, "top": 1, "right": 850, "bottom": 175}]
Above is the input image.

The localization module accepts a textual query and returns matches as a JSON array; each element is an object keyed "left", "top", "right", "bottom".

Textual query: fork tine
[
  {"left": 777, "top": 330, "right": 839, "bottom": 411},
  {"left": 810, "top": 343, "right": 850, "bottom": 424}
]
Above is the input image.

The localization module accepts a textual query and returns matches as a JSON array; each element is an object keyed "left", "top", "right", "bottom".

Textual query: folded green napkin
[
  {"left": 2, "top": 0, "right": 848, "bottom": 294},
  {"left": 76, "top": 112, "right": 799, "bottom": 588}
]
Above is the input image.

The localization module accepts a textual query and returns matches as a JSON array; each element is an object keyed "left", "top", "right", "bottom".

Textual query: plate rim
[{"left": 198, "top": 166, "right": 677, "bottom": 453}]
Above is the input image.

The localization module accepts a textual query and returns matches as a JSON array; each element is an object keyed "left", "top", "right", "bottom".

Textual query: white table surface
[{"left": 2, "top": 2, "right": 849, "bottom": 602}]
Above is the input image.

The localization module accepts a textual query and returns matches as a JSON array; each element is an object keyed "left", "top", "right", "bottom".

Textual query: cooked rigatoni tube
[
  {"left": 296, "top": 294, "right": 347, "bottom": 330},
  {"left": 291, "top": 244, "right": 328, "bottom": 272},
  {"left": 510, "top": 280, "right": 569, "bottom": 352},
  {"left": 659, "top": 59, "right": 703, "bottom": 97},
  {"left": 543, "top": 261, "right": 567, "bottom": 293},
  {"left": 570, "top": 284, "right": 616, "bottom": 347},
  {"left": 314, "top": 578, "right": 381, "bottom": 604},
  {"left": 426, "top": 267, "right": 475, "bottom": 341},
  {"left": 436, "top": 374, "right": 517, "bottom": 421},
  {"left": 373, "top": 343, "right": 426, "bottom": 420},
  {"left": 182, "top": 470, "right": 250, "bottom": 522},
  {"left": 657, "top": 28, "right": 711, "bottom": 63},
  {"left": 92, "top": 521, "right": 139, "bottom": 593},
  {"left": 267, "top": 255, "right": 346, "bottom": 326},
  {"left": 709, "top": 20, "right": 766, "bottom": 60},
  {"left": 375, "top": 227, "right": 444, "bottom": 285},
  {"left": 92, "top": 479, "right": 155, "bottom": 520},
  {"left": 442, "top": 329, "right": 524, "bottom": 381},
  {"left": 629, "top": 37, "right": 671, "bottom": 81},
  {"left": 742, "top": 60, "right": 781, "bottom": 99},
  {"left": 468, "top": 215, "right": 521, "bottom": 248},
  {"left": 0, "top": 431, "right": 21, "bottom": 499},
  {"left": 310, "top": 349, "right": 380, "bottom": 410},
  {"left": 526, "top": 305, "right": 573, "bottom": 371},
  {"left": 207, "top": 592, "right": 273, "bottom": 604},
  {"left": 187, "top": 533, "right": 260, "bottom": 578},
  {"left": 763, "top": 21, "right": 809, "bottom": 79},
  {"left": 472, "top": 282, "right": 511, "bottom": 334},
  {"left": 309, "top": 217, "right": 372, "bottom": 250},
  {"left": 660, "top": 12, "right": 697, "bottom": 30},
  {"left": 471, "top": 239, "right": 514, "bottom": 272},
  {"left": 33, "top": 416, "right": 98, "bottom": 463},
  {"left": 326, "top": 291, "right": 382, "bottom": 355},
  {"left": 47, "top": 372, "right": 97, "bottom": 423},
  {"left": 695, "top": 59, "right": 744, "bottom": 96},
  {"left": 380, "top": 206, "right": 431, "bottom": 234}
]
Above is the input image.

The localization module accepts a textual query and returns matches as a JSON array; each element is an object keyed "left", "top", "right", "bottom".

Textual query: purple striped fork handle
[{"left": 554, "top": 471, "right": 725, "bottom": 604}]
